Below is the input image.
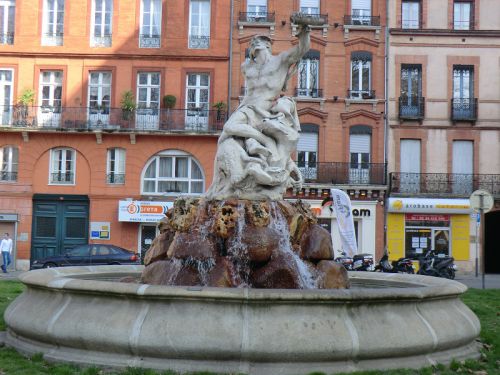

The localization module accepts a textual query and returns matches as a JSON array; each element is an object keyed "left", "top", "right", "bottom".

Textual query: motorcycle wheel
[{"left": 442, "top": 268, "right": 456, "bottom": 280}]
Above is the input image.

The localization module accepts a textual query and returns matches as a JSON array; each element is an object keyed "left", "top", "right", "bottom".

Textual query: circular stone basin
[{"left": 4, "top": 266, "right": 480, "bottom": 374}]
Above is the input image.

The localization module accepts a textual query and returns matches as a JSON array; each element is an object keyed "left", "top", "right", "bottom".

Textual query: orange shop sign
[{"left": 118, "top": 201, "right": 173, "bottom": 223}]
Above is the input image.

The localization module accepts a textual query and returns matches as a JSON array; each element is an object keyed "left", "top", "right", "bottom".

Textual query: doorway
[
  {"left": 139, "top": 224, "right": 158, "bottom": 264},
  {"left": 485, "top": 210, "right": 500, "bottom": 274},
  {"left": 0, "top": 222, "right": 15, "bottom": 270}
]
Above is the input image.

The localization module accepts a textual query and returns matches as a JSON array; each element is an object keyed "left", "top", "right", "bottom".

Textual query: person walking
[{"left": 0, "top": 232, "right": 13, "bottom": 273}]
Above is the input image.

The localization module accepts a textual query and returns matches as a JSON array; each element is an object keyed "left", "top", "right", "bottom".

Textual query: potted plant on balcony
[
  {"left": 163, "top": 95, "right": 176, "bottom": 109},
  {"left": 213, "top": 101, "right": 227, "bottom": 122},
  {"left": 16, "top": 88, "right": 35, "bottom": 125},
  {"left": 120, "top": 90, "right": 136, "bottom": 121}
]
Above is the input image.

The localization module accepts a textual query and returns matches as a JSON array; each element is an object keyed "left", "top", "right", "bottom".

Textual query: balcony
[
  {"left": 42, "top": 32, "right": 63, "bottom": 46},
  {"left": 91, "top": 34, "right": 112, "bottom": 47},
  {"left": 0, "top": 105, "right": 226, "bottom": 134},
  {"left": 295, "top": 87, "right": 323, "bottom": 99},
  {"left": 389, "top": 173, "right": 500, "bottom": 198},
  {"left": 50, "top": 172, "right": 74, "bottom": 184},
  {"left": 344, "top": 14, "right": 380, "bottom": 27},
  {"left": 106, "top": 173, "right": 125, "bottom": 184},
  {"left": 347, "top": 90, "right": 376, "bottom": 100},
  {"left": 0, "top": 171, "right": 17, "bottom": 182},
  {"left": 139, "top": 34, "right": 161, "bottom": 48},
  {"left": 188, "top": 35, "right": 210, "bottom": 49},
  {"left": 238, "top": 11, "right": 275, "bottom": 23},
  {"left": 299, "top": 162, "right": 387, "bottom": 186},
  {"left": 451, "top": 98, "right": 477, "bottom": 122},
  {"left": 399, "top": 96, "right": 425, "bottom": 120},
  {"left": 0, "top": 32, "right": 14, "bottom": 45}
]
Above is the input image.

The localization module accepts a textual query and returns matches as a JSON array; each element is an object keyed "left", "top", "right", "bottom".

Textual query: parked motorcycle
[
  {"left": 334, "top": 250, "right": 353, "bottom": 270},
  {"left": 352, "top": 253, "right": 375, "bottom": 271},
  {"left": 417, "top": 250, "right": 457, "bottom": 279},
  {"left": 374, "top": 253, "right": 415, "bottom": 274}
]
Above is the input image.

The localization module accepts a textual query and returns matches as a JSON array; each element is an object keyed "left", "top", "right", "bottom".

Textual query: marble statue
[{"left": 205, "top": 23, "right": 311, "bottom": 200}]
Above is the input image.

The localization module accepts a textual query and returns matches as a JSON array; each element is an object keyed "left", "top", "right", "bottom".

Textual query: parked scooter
[
  {"left": 334, "top": 250, "right": 353, "bottom": 270},
  {"left": 352, "top": 253, "right": 374, "bottom": 271},
  {"left": 417, "top": 250, "right": 457, "bottom": 279},
  {"left": 374, "top": 253, "right": 415, "bottom": 274}
]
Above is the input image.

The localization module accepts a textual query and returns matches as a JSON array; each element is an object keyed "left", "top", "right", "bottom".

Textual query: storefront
[
  {"left": 387, "top": 198, "right": 472, "bottom": 269},
  {"left": 118, "top": 200, "right": 173, "bottom": 258},
  {"left": 0, "top": 213, "right": 17, "bottom": 271},
  {"left": 307, "top": 200, "right": 380, "bottom": 258}
]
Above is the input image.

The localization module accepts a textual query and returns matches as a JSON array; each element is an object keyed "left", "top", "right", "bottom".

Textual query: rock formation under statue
[
  {"left": 141, "top": 15, "right": 349, "bottom": 289},
  {"left": 141, "top": 198, "right": 349, "bottom": 289}
]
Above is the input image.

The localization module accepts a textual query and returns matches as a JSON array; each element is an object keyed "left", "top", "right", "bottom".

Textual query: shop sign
[
  {"left": 310, "top": 207, "right": 371, "bottom": 218},
  {"left": 388, "top": 198, "right": 470, "bottom": 214},
  {"left": 118, "top": 201, "right": 173, "bottom": 223},
  {"left": 405, "top": 214, "right": 450, "bottom": 222},
  {"left": 90, "top": 222, "right": 110, "bottom": 240}
]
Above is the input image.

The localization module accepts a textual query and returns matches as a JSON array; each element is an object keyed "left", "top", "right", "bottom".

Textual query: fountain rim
[{"left": 18, "top": 265, "right": 467, "bottom": 303}]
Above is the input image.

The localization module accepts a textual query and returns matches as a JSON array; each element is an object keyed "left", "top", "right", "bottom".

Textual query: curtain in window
[
  {"left": 300, "top": 0, "right": 319, "bottom": 14},
  {"left": 190, "top": 0, "right": 210, "bottom": 36},
  {"left": 298, "top": 57, "right": 319, "bottom": 96},
  {"left": 159, "top": 157, "right": 172, "bottom": 177}
]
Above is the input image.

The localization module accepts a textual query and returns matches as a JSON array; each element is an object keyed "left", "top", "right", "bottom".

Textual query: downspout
[
  {"left": 227, "top": 0, "right": 234, "bottom": 113},
  {"left": 383, "top": 0, "right": 390, "bottom": 254}
]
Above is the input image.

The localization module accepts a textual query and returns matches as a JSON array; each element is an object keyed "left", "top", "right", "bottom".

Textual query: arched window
[
  {"left": 0, "top": 145, "right": 18, "bottom": 181},
  {"left": 142, "top": 150, "right": 204, "bottom": 195}
]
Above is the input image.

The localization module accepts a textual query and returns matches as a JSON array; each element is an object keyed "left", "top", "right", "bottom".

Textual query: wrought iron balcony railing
[
  {"left": 294, "top": 13, "right": 329, "bottom": 25},
  {"left": 139, "top": 34, "right": 161, "bottom": 48},
  {"left": 106, "top": 173, "right": 125, "bottom": 184},
  {"left": 344, "top": 14, "right": 380, "bottom": 26},
  {"left": 0, "top": 171, "right": 17, "bottom": 182},
  {"left": 0, "top": 105, "right": 226, "bottom": 133},
  {"left": 91, "top": 34, "right": 112, "bottom": 47},
  {"left": 451, "top": 98, "right": 477, "bottom": 121},
  {"left": 50, "top": 172, "right": 74, "bottom": 184},
  {"left": 239, "top": 12, "right": 275, "bottom": 23},
  {"left": 188, "top": 35, "right": 210, "bottom": 49},
  {"left": 347, "top": 90, "right": 376, "bottom": 100},
  {"left": 295, "top": 87, "right": 323, "bottom": 98},
  {"left": 389, "top": 173, "right": 500, "bottom": 197},
  {"left": 0, "top": 32, "right": 14, "bottom": 45},
  {"left": 299, "top": 162, "right": 387, "bottom": 185},
  {"left": 399, "top": 96, "right": 425, "bottom": 120}
]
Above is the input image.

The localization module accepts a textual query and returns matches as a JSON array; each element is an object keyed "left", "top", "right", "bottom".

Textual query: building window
[
  {"left": 136, "top": 72, "right": 160, "bottom": 130},
  {"left": 186, "top": 73, "right": 210, "bottom": 130},
  {"left": 454, "top": 1, "right": 472, "bottom": 30},
  {"left": 297, "top": 51, "right": 320, "bottom": 98},
  {"left": 300, "top": 0, "right": 319, "bottom": 15},
  {"left": 349, "top": 132, "right": 371, "bottom": 184},
  {"left": 139, "top": 0, "right": 162, "bottom": 48},
  {"left": 351, "top": 0, "right": 372, "bottom": 25},
  {"left": 189, "top": 0, "right": 210, "bottom": 49},
  {"left": 50, "top": 148, "right": 75, "bottom": 184},
  {"left": 452, "top": 140, "right": 473, "bottom": 195},
  {"left": 0, "top": 145, "right": 18, "bottom": 181},
  {"left": 399, "top": 139, "right": 421, "bottom": 193},
  {"left": 88, "top": 71, "right": 111, "bottom": 127},
  {"left": 0, "top": 69, "right": 13, "bottom": 125},
  {"left": 107, "top": 148, "right": 125, "bottom": 184},
  {"left": 350, "top": 52, "right": 372, "bottom": 99},
  {"left": 405, "top": 215, "right": 451, "bottom": 258},
  {"left": 42, "top": 0, "right": 64, "bottom": 46},
  {"left": 452, "top": 65, "right": 475, "bottom": 120},
  {"left": 400, "top": 64, "right": 423, "bottom": 118},
  {"left": 297, "top": 130, "right": 318, "bottom": 180},
  {"left": 91, "top": 0, "right": 112, "bottom": 47},
  {"left": 142, "top": 151, "right": 204, "bottom": 195},
  {"left": 0, "top": 1, "right": 15, "bottom": 45},
  {"left": 246, "top": 0, "right": 267, "bottom": 21},
  {"left": 402, "top": 1, "right": 420, "bottom": 29},
  {"left": 38, "top": 71, "right": 63, "bottom": 127}
]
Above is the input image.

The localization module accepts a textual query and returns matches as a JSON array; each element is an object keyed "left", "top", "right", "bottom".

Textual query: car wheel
[{"left": 43, "top": 262, "right": 57, "bottom": 269}]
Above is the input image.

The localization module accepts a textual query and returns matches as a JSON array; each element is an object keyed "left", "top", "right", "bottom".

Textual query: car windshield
[{"left": 67, "top": 246, "right": 90, "bottom": 257}]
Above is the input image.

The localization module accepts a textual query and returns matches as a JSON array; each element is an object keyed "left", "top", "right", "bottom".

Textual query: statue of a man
[{"left": 205, "top": 26, "right": 311, "bottom": 200}]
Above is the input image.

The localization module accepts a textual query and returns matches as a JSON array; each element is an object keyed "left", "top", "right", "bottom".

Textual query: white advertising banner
[
  {"left": 118, "top": 201, "right": 173, "bottom": 223},
  {"left": 387, "top": 198, "right": 471, "bottom": 214},
  {"left": 331, "top": 189, "right": 358, "bottom": 256}
]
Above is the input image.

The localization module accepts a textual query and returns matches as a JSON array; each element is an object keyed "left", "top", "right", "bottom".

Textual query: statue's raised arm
[{"left": 279, "top": 26, "right": 311, "bottom": 66}]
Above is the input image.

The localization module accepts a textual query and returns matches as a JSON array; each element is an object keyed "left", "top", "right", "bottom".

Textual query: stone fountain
[{"left": 3, "top": 16, "right": 481, "bottom": 375}]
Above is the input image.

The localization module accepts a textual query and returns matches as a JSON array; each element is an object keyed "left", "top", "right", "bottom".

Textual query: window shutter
[
  {"left": 117, "top": 149, "right": 126, "bottom": 174},
  {"left": 452, "top": 141, "right": 473, "bottom": 174},
  {"left": 297, "top": 132, "right": 318, "bottom": 152},
  {"left": 300, "top": 0, "right": 319, "bottom": 8},
  {"left": 400, "top": 140, "right": 420, "bottom": 173},
  {"left": 352, "top": 0, "right": 371, "bottom": 11},
  {"left": 248, "top": 0, "right": 267, "bottom": 6},
  {"left": 349, "top": 134, "right": 371, "bottom": 154}
]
